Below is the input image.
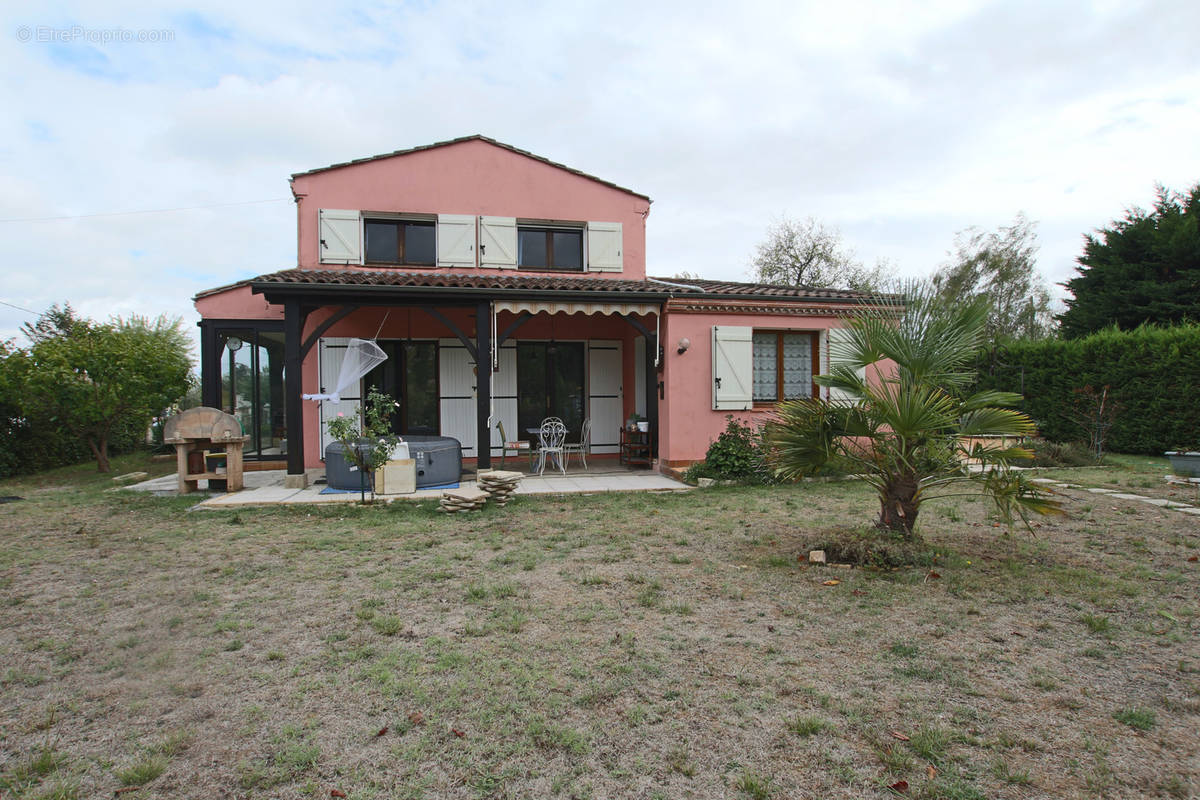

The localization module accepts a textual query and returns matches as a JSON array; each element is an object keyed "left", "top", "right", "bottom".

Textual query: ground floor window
[
  {"left": 752, "top": 331, "right": 814, "bottom": 402},
  {"left": 365, "top": 341, "right": 439, "bottom": 435}
]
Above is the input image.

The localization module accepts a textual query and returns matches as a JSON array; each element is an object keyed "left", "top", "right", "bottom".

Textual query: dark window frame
[
  {"left": 518, "top": 225, "right": 584, "bottom": 272},
  {"left": 363, "top": 218, "right": 436, "bottom": 267},
  {"left": 752, "top": 330, "right": 820, "bottom": 405}
]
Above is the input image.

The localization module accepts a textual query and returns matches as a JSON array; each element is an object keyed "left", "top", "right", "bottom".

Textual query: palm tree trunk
[{"left": 877, "top": 474, "right": 920, "bottom": 538}]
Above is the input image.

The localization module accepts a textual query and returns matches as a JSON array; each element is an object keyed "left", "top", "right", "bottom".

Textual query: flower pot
[
  {"left": 1165, "top": 451, "right": 1200, "bottom": 477},
  {"left": 637, "top": 421, "right": 650, "bottom": 433}
]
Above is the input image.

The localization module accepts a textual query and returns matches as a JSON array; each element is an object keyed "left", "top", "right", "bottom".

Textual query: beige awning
[{"left": 493, "top": 299, "right": 659, "bottom": 317}]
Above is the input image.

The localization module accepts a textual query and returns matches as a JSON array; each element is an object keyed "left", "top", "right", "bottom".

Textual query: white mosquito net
[{"left": 302, "top": 338, "right": 388, "bottom": 403}]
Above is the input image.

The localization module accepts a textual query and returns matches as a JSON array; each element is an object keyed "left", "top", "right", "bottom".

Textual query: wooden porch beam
[
  {"left": 417, "top": 308, "right": 478, "bottom": 361},
  {"left": 284, "top": 299, "right": 307, "bottom": 479},
  {"left": 300, "top": 304, "right": 360, "bottom": 359},
  {"left": 475, "top": 301, "right": 492, "bottom": 470},
  {"left": 496, "top": 311, "right": 533, "bottom": 346}
]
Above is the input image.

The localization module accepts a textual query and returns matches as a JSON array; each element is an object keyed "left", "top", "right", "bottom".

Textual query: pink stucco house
[{"left": 193, "top": 135, "right": 877, "bottom": 485}]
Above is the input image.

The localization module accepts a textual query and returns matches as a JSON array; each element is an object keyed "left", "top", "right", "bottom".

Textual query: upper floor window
[
  {"left": 364, "top": 219, "right": 436, "bottom": 266},
  {"left": 518, "top": 226, "right": 583, "bottom": 271},
  {"left": 319, "top": 209, "right": 622, "bottom": 273}
]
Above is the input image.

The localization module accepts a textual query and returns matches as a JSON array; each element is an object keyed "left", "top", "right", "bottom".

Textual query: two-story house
[{"left": 193, "top": 135, "right": 881, "bottom": 486}]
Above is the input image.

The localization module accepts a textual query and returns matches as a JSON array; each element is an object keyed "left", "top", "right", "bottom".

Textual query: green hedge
[{"left": 974, "top": 325, "right": 1200, "bottom": 454}]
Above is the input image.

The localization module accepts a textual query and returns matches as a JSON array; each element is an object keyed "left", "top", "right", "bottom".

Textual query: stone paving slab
[{"left": 125, "top": 468, "right": 689, "bottom": 508}]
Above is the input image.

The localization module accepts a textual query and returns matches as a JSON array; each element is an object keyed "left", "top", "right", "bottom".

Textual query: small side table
[{"left": 620, "top": 428, "right": 652, "bottom": 468}]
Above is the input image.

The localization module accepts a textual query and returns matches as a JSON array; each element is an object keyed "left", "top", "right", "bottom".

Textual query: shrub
[
  {"left": 688, "top": 416, "right": 777, "bottom": 484},
  {"left": 1018, "top": 439, "right": 1102, "bottom": 467},
  {"left": 974, "top": 324, "right": 1200, "bottom": 454}
]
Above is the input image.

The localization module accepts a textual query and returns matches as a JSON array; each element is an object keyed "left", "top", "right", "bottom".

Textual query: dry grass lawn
[{"left": 1, "top": 454, "right": 1198, "bottom": 799}]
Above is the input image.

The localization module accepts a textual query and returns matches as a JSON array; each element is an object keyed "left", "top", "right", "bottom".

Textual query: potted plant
[
  {"left": 1165, "top": 449, "right": 1200, "bottom": 477},
  {"left": 326, "top": 389, "right": 401, "bottom": 502}
]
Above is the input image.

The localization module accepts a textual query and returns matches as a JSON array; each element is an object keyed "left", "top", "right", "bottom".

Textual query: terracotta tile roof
[
  {"left": 236, "top": 269, "right": 879, "bottom": 301},
  {"left": 250, "top": 269, "right": 672, "bottom": 295},
  {"left": 289, "top": 134, "right": 651, "bottom": 201},
  {"left": 650, "top": 277, "right": 877, "bottom": 301},
  {"left": 197, "top": 269, "right": 883, "bottom": 303}
]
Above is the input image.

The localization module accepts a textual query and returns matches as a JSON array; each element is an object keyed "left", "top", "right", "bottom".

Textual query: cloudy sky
[{"left": 2, "top": 0, "right": 1197, "bottom": 350}]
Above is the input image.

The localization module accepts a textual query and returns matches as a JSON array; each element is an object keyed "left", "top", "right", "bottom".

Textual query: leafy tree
[
  {"left": 1058, "top": 184, "right": 1200, "bottom": 338},
  {"left": 8, "top": 309, "right": 192, "bottom": 472},
  {"left": 767, "top": 283, "right": 1061, "bottom": 539},
  {"left": 751, "top": 216, "right": 885, "bottom": 291},
  {"left": 931, "top": 214, "right": 1054, "bottom": 340}
]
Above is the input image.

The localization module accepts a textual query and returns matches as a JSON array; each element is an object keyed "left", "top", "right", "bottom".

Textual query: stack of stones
[
  {"left": 477, "top": 470, "right": 524, "bottom": 507},
  {"left": 437, "top": 486, "right": 489, "bottom": 513}
]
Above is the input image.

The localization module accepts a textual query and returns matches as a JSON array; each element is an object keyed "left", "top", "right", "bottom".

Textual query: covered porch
[{"left": 196, "top": 271, "right": 672, "bottom": 486}]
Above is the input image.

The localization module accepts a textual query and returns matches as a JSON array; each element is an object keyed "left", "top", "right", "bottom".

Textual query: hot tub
[
  {"left": 404, "top": 435, "right": 462, "bottom": 488},
  {"left": 324, "top": 435, "right": 462, "bottom": 490}
]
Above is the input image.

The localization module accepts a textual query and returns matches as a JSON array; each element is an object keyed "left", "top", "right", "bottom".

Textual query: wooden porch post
[
  {"left": 643, "top": 333, "right": 659, "bottom": 460},
  {"left": 475, "top": 301, "right": 492, "bottom": 471},
  {"left": 199, "top": 321, "right": 221, "bottom": 408},
  {"left": 283, "top": 299, "right": 307, "bottom": 487}
]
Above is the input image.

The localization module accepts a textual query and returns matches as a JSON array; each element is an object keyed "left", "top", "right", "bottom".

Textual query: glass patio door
[
  {"left": 219, "top": 329, "right": 286, "bottom": 459},
  {"left": 517, "top": 342, "right": 585, "bottom": 442},
  {"left": 364, "top": 341, "right": 439, "bottom": 435}
]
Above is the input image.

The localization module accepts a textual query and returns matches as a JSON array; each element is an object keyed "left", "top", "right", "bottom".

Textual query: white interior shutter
[
  {"left": 479, "top": 216, "right": 517, "bottom": 269},
  {"left": 712, "top": 326, "right": 753, "bottom": 411},
  {"left": 587, "top": 340, "right": 623, "bottom": 453},
  {"left": 586, "top": 221, "right": 622, "bottom": 272},
  {"left": 490, "top": 344, "right": 518, "bottom": 455},
  {"left": 319, "top": 209, "right": 361, "bottom": 265},
  {"left": 438, "top": 339, "right": 477, "bottom": 455},
  {"left": 827, "top": 327, "right": 866, "bottom": 405},
  {"left": 317, "top": 337, "right": 362, "bottom": 456},
  {"left": 437, "top": 214, "right": 476, "bottom": 268}
]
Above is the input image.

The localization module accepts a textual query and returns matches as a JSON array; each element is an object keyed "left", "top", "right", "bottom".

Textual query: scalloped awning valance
[{"left": 493, "top": 300, "right": 659, "bottom": 317}]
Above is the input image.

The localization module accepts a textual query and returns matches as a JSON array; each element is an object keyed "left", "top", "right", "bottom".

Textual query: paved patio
[{"left": 128, "top": 463, "right": 690, "bottom": 508}]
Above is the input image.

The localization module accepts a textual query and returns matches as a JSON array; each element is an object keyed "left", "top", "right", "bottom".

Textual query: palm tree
[{"left": 768, "top": 284, "right": 1060, "bottom": 539}]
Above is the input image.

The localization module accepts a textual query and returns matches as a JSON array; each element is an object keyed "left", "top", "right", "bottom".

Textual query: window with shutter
[
  {"left": 437, "top": 214, "right": 476, "bottom": 268},
  {"left": 517, "top": 225, "right": 584, "bottom": 271},
  {"left": 711, "top": 326, "right": 753, "bottom": 411},
  {"left": 586, "top": 221, "right": 622, "bottom": 272},
  {"left": 479, "top": 216, "right": 518, "bottom": 269},
  {"left": 319, "top": 209, "right": 361, "bottom": 264},
  {"left": 752, "top": 331, "right": 814, "bottom": 402}
]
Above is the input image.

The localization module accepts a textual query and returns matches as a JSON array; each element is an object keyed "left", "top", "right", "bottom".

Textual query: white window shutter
[
  {"left": 319, "top": 209, "right": 361, "bottom": 265},
  {"left": 437, "top": 214, "right": 476, "bottom": 268},
  {"left": 712, "top": 326, "right": 753, "bottom": 410},
  {"left": 479, "top": 216, "right": 517, "bottom": 269},
  {"left": 586, "top": 221, "right": 622, "bottom": 272},
  {"left": 827, "top": 327, "right": 866, "bottom": 405}
]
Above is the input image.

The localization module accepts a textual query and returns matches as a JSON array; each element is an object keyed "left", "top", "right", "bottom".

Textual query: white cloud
[{"left": 1, "top": 0, "right": 1197, "bottom": 347}]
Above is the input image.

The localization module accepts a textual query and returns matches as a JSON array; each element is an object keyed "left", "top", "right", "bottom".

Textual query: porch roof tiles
[{"left": 224, "top": 268, "right": 877, "bottom": 303}]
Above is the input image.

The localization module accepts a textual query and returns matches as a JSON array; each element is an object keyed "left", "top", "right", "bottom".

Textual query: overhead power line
[
  {"left": 0, "top": 299, "right": 38, "bottom": 314},
  {"left": 0, "top": 197, "right": 292, "bottom": 223}
]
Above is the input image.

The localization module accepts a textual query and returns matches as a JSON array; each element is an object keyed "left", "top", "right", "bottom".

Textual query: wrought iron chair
[
  {"left": 563, "top": 417, "right": 591, "bottom": 470},
  {"left": 535, "top": 417, "right": 567, "bottom": 475},
  {"left": 495, "top": 420, "right": 532, "bottom": 470}
]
